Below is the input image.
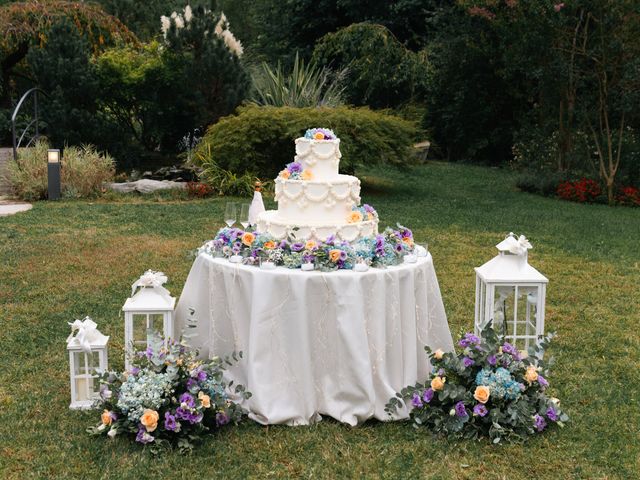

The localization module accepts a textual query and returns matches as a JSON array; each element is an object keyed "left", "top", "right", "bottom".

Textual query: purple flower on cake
[
  {"left": 473, "top": 404, "right": 488, "bottom": 417},
  {"left": 454, "top": 401, "right": 467, "bottom": 417},
  {"left": 288, "top": 162, "right": 302, "bottom": 173},
  {"left": 325, "top": 234, "right": 336, "bottom": 246},
  {"left": 304, "top": 128, "right": 336, "bottom": 140},
  {"left": 291, "top": 242, "right": 305, "bottom": 252}
]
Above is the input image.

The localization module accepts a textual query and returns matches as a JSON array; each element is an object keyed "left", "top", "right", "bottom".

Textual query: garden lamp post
[
  {"left": 474, "top": 233, "right": 548, "bottom": 351},
  {"left": 47, "top": 149, "right": 61, "bottom": 200}
]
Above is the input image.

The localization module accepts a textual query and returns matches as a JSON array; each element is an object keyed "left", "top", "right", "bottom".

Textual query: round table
[{"left": 175, "top": 253, "right": 453, "bottom": 426}]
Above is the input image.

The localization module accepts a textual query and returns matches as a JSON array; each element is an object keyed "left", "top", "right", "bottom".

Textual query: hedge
[{"left": 194, "top": 105, "right": 419, "bottom": 179}]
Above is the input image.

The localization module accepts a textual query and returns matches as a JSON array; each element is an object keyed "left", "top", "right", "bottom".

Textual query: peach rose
[
  {"left": 524, "top": 365, "right": 539, "bottom": 384},
  {"left": 263, "top": 240, "right": 276, "bottom": 250},
  {"left": 313, "top": 132, "right": 324, "bottom": 140},
  {"left": 474, "top": 385, "right": 490, "bottom": 404},
  {"left": 348, "top": 211, "right": 363, "bottom": 223},
  {"left": 140, "top": 409, "right": 159, "bottom": 432},
  {"left": 279, "top": 169, "right": 291, "bottom": 179},
  {"left": 101, "top": 410, "right": 113, "bottom": 426},
  {"left": 434, "top": 349, "right": 444, "bottom": 360},
  {"left": 198, "top": 391, "right": 211, "bottom": 408},
  {"left": 431, "top": 376, "right": 446, "bottom": 391},
  {"left": 301, "top": 170, "right": 313, "bottom": 181},
  {"left": 402, "top": 237, "right": 414, "bottom": 247},
  {"left": 305, "top": 240, "right": 317, "bottom": 250},
  {"left": 329, "top": 249, "right": 342, "bottom": 262},
  {"left": 242, "top": 232, "right": 255, "bottom": 246}
]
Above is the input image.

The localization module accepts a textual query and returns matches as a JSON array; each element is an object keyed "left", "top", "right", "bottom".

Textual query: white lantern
[
  {"left": 67, "top": 317, "right": 109, "bottom": 409},
  {"left": 474, "top": 233, "right": 548, "bottom": 351},
  {"left": 122, "top": 270, "right": 175, "bottom": 369}
]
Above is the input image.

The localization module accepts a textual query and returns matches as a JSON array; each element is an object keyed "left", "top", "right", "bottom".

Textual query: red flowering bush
[
  {"left": 556, "top": 178, "right": 601, "bottom": 203},
  {"left": 186, "top": 181, "right": 213, "bottom": 198},
  {"left": 616, "top": 186, "right": 640, "bottom": 207}
]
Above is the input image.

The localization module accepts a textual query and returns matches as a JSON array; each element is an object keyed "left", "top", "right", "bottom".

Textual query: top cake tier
[{"left": 294, "top": 137, "right": 341, "bottom": 181}]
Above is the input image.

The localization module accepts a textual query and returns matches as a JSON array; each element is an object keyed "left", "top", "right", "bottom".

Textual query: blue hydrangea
[{"left": 475, "top": 367, "right": 522, "bottom": 401}]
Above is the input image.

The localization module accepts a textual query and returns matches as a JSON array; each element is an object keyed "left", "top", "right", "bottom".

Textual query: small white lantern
[
  {"left": 122, "top": 270, "right": 175, "bottom": 369},
  {"left": 474, "top": 233, "right": 548, "bottom": 350},
  {"left": 67, "top": 317, "right": 109, "bottom": 409}
]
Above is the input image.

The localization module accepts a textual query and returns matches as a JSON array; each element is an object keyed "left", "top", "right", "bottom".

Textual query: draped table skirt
[{"left": 175, "top": 253, "right": 453, "bottom": 426}]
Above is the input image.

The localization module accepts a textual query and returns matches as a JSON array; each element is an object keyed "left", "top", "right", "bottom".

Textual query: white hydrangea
[{"left": 116, "top": 371, "right": 173, "bottom": 422}]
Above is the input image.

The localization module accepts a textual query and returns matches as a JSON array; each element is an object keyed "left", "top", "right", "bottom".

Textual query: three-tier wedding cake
[{"left": 257, "top": 129, "right": 379, "bottom": 242}]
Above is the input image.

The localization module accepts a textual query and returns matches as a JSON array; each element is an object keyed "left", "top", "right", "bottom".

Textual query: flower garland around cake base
[
  {"left": 201, "top": 224, "right": 415, "bottom": 271},
  {"left": 88, "top": 331, "right": 251, "bottom": 454},
  {"left": 385, "top": 327, "right": 568, "bottom": 444}
]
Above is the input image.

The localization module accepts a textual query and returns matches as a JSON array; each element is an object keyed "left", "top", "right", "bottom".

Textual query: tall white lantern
[
  {"left": 123, "top": 270, "right": 176, "bottom": 369},
  {"left": 474, "top": 233, "right": 548, "bottom": 350},
  {"left": 67, "top": 317, "right": 109, "bottom": 409}
]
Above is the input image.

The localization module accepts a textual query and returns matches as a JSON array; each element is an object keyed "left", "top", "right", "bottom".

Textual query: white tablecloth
[{"left": 176, "top": 253, "right": 453, "bottom": 426}]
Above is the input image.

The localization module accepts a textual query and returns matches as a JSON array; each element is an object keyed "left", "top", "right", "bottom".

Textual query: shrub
[
  {"left": 194, "top": 143, "right": 259, "bottom": 197},
  {"left": 556, "top": 179, "right": 602, "bottom": 204},
  {"left": 616, "top": 186, "right": 640, "bottom": 207},
  {"left": 515, "top": 171, "right": 567, "bottom": 198},
  {"left": 186, "top": 181, "right": 213, "bottom": 198},
  {"left": 5, "top": 140, "right": 114, "bottom": 200},
  {"left": 194, "top": 105, "right": 419, "bottom": 179},
  {"left": 312, "top": 23, "right": 428, "bottom": 109}
]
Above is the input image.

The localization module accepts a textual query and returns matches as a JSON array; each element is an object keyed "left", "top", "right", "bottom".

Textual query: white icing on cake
[{"left": 257, "top": 133, "right": 378, "bottom": 242}]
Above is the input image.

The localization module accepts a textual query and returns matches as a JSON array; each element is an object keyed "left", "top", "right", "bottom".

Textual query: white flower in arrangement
[
  {"left": 214, "top": 13, "right": 227, "bottom": 35},
  {"left": 184, "top": 5, "right": 193, "bottom": 22},
  {"left": 107, "top": 428, "right": 117, "bottom": 439}
]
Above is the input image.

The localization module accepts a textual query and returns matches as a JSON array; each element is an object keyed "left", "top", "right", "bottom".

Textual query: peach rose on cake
[
  {"left": 300, "top": 170, "right": 313, "bottom": 181},
  {"left": 263, "top": 240, "right": 276, "bottom": 250},
  {"left": 348, "top": 211, "right": 363, "bottom": 223},
  {"left": 279, "top": 169, "right": 290, "bottom": 179},
  {"left": 140, "top": 409, "right": 159, "bottom": 432},
  {"left": 305, "top": 240, "right": 317, "bottom": 250},
  {"left": 313, "top": 131, "right": 324, "bottom": 140},
  {"left": 329, "top": 249, "right": 342, "bottom": 262}
]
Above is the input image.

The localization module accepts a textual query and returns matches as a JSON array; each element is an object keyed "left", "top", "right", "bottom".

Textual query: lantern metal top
[
  {"left": 476, "top": 233, "right": 548, "bottom": 283},
  {"left": 123, "top": 286, "right": 176, "bottom": 312},
  {"left": 66, "top": 317, "right": 109, "bottom": 350}
]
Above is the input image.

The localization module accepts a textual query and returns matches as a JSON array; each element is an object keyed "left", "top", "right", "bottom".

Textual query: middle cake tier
[{"left": 274, "top": 174, "right": 361, "bottom": 223}]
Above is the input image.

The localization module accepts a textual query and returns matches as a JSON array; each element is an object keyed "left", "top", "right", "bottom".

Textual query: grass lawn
[{"left": 1, "top": 162, "right": 639, "bottom": 479}]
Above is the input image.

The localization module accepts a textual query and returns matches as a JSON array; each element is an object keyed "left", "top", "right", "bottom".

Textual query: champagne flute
[
  {"left": 239, "top": 203, "right": 250, "bottom": 229},
  {"left": 224, "top": 202, "right": 237, "bottom": 227}
]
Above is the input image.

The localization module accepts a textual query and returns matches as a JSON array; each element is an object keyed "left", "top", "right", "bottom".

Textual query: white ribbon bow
[
  {"left": 504, "top": 232, "right": 532, "bottom": 256},
  {"left": 131, "top": 270, "right": 169, "bottom": 296},
  {"left": 67, "top": 316, "right": 101, "bottom": 352}
]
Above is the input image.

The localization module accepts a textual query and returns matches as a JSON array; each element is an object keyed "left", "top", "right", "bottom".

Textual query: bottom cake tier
[{"left": 256, "top": 210, "right": 379, "bottom": 242}]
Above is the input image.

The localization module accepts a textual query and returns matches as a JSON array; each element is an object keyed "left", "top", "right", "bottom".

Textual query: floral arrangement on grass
[
  {"left": 385, "top": 327, "right": 568, "bottom": 444},
  {"left": 347, "top": 204, "right": 378, "bottom": 223},
  {"left": 279, "top": 161, "right": 313, "bottom": 180},
  {"left": 89, "top": 329, "right": 250, "bottom": 453},
  {"left": 304, "top": 128, "right": 336, "bottom": 140},
  {"left": 201, "top": 224, "right": 415, "bottom": 271}
]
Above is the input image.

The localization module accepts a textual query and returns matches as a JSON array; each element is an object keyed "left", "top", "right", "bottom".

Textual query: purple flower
[
  {"left": 411, "top": 392, "right": 423, "bottom": 408},
  {"left": 462, "top": 357, "right": 475, "bottom": 368},
  {"left": 502, "top": 342, "right": 517, "bottom": 356},
  {"left": 363, "top": 204, "right": 375, "bottom": 214},
  {"left": 186, "top": 378, "right": 198, "bottom": 391},
  {"left": 287, "top": 162, "right": 302, "bottom": 173},
  {"left": 473, "top": 404, "right": 488, "bottom": 417},
  {"left": 291, "top": 242, "right": 305, "bottom": 252},
  {"left": 144, "top": 347, "right": 153, "bottom": 359},
  {"left": 195, "top": 370, "right": 207, "bottom": 382},
  {"left": 176, "top": 407, "right": 203, "bottom": 424},
  {"left": 339, "top": 250, "right": 347, "bottom": 261},
  {"left": 164, "top": 411, "right": 179, "bottom": 432},
  {"left": 546, "top": 407, "right": 559, "bottom": 422},
  {"left": 400, "top": 227, "right": 412, "bottom": 239},
  {"left": 179, "top": 393, "right": 195, "bottom": 408},
  {"left": 325, "top": 234, "right": 336, "bottom": 245},
  {"left": 487, "top": 355, "right": 497, "bottom": 366},
  {"left": 232, "top": 245, "right": 241, "bottom": 254},
  {"left": 538, "top": 375, "right": 549, "bottom": 388},
  {"left": 375, "top": 235, "right": 385, "bottom": 247},
  {"left": 136, "top": 426, "right": 155, "bottom": 444},
  {"left": 437, "top": 368, "right": 446, "bottom": 376},
  {"left": 394, "top": 243, "right": 404, "bottom": 253},
  {"left": 534, "top": 413, "right": 547, "bottom": 432},
  {"left": 454, "top": 401, "right": 467, "bottom": 417},
  {"left": 216, "top": 412, "right": 230, "bottom": 426},
  {"left": 459, "top": 333, "right": 481, "bottom": 348},
  {"left": 278, "top": 240, "right": 288, "bottom": 249},
  {"left": 423, "top": 388, "right": 434, "bottom": 403}
]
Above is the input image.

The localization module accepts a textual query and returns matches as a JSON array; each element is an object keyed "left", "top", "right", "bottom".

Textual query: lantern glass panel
[
  {"left": 75, "top": 377, "right": 96, "bottom": 401},
  {"left": 149, "top": 313, "right": 164, "bottom": 333}
]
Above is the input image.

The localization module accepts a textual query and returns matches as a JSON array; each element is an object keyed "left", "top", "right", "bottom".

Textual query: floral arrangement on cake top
[
  {"left": 202, "top": 224, "right": 416, "bottom": 271},
  {"left": 385, "top": 327, "right": 568, "bottom": 444},
  {"left": 347, "top": 204, "right": 378, "bottom": 223},
  {"left": 304, "top": 128, "right": 336, "bottom": 141},
  {"left": 88, "top": 328, "right": 251, "bottom": 453},
  {"left": 279, "top": 161, "right": 313, "bottom": 180}
]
